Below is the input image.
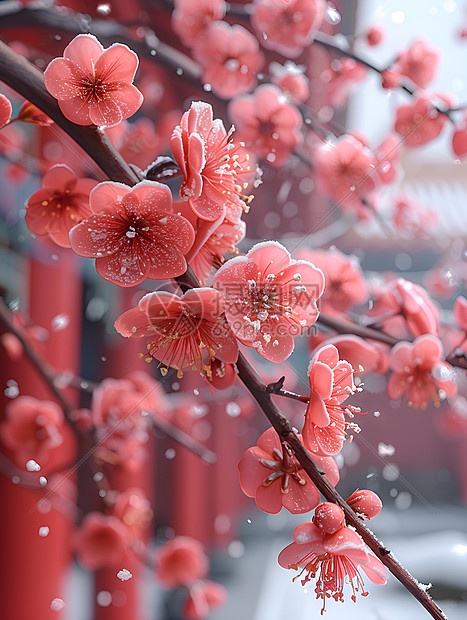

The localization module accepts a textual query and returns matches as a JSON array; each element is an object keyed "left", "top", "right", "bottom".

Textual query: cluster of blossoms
[{"left": 2, "top": 11, "right": 466, "bottom": 618}]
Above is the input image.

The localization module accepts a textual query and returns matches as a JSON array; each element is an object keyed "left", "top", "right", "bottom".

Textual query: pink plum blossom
[
  {"left": 387, "top": 335, "right": 457, "bottom": 408},
  {"left": 394, "top": 94, "right": 450, "bottom": 148},
  {"left": 395, "top": 38, "right": 439, "bottom": 89},
  {"left": 171, "top": 101, "right": 253, "bottom": 223},
  {"left": 192, "top": 22, "right": 264, "bottom": 99},
  {"left": 251, "top": 0, "right": 325, "bottom": 58},
  {"left": 228, "top": 85, "right": 303, "bottom": 166},
  {"left": 172, "top": 0, "right": 226, "bottom": 47},
  {"left": 299, "top": 248, "right": 367, "bottom": 314},
  {"left": 303, "top": 345, "right": 362, "bottom": 456},
  {"left": 278, "top": 505, "right": 386, "bottom": 612},
  {"left": 155, "top": 536, "right": 208, "bottom": 588},
  {"left": 313, "top": 134, "right": 380, "bottom": 209},
  {"left": 69, "top": 180, "right": 195, "bottom": 286},
  {"left": 43, "top": 34, "right": 143, "bottom": 128},
  {"left": 319, "top": 57, "right": 367, "bottom": 108},
  {"left": 392, "top": 195, "right": 437, "bottom": 238},
  {"left": 25, "top": 164, "right": 95, "bottom": 247},
  {"left": 0, "top": 93, "right": 11, "bottom": 128},
  {"left": 114, "top": 288, "right": 239, "bottom": 376},
  {"left": 213, "top": 241, "right": 324, "bottom": 363},
  {"left": 183, "top": 580, "right": 227, "bottom": 619},
  {"left": 74, "top": 512, "right": 129, "bottom": 570},
  {"left": 114, "top": 487, "right": 153, "bottom": 537},
  {"left": 347, "top": 490, "right": 382, "bottom": 519},
  {"left": 0, "top": 396, "right": 65, "bottom": 467},
  {"left": 270, "top": 61, "right": 310, "bottom": 103},
  {"left": 238, "top": 427, "right": 339, "bottom": 514}
]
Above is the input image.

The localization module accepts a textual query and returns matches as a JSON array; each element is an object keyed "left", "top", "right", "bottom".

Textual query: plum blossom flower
[
  {"left": 303, "top": 345, "right": 362, "bottom": 456},
  {"left": 394, "top": 94, "right": 451, "bottom": 148},
  {"left": 394, "top": 38, "right": 439, "bottom": 89},
  {"left": 388, "top": 335, "right": 457, "bottom": 408},
  {"left": 238, "top": 427, "right": 339, "bottom": 514},
  {"left": 114, "top": 288, "right": 239, "bottom": 376},
  {"left": 313, "top": 134, "right": 380, "bottom": 210},
  {"left": 84, "top": 372, "right": 169, "bottom": 467},
  {"left": 319, "top": 56, "right": 367, "bottom": 108},
  {"left": 346, "top": 490, "right": 382, "bottom": 519},
  {"left": 228, "top": 85, "right": 303, "bottom": 166},
  {"left": 251, "top": 0, "right": 325, "bottom": 58},
  {"left": 299, "top": 249, "right": 367, "bottom": 314},
  {"left": 155, "top": 536, "right": 208, "bottom": 588},
  {"left": 0, "top": 396, "right": 65, "bottom": 467},
  {"left": 270, "top": 61, "right": 310, "bottom": 103},
  {"left": 213, "top": 241, "right": 324, "bottom": 363},
  {"left": 172, "top": 0, "right": 226, "bottom": 47},
  {"left": 25, "top": 165, "right": 95, "bottom": 247},
  {"left": 278, "top": 503, "right": 386, "bottom": 612},
  {"left": 74, "top": 512, "right": 129, "bottom": 570},
  {"left": 114, "top": 487, "right": 153, "bottom": 537},
  {"left": 69, "top": 180, "right": 195, "bottom": 286},
  {"left": 0, "top": 93, "right": 12, "bottom": 128},
  {"left": 183, "top": 580, "right": 227, "bottom": 620},
  {"left": 44, "top": 34, "right": 143, "bottom": 128},
  {"left": 368, "top": 277, "right": 439, "bottom": 338},
  {"left": 391, "top": 195, "right": 437, "bottom": 238},
  {"left": 192, "top": 22, "right": 264, "bottom": 99},
  {"left": 171, "top": 101, "right": 253, "bottom": 222}
]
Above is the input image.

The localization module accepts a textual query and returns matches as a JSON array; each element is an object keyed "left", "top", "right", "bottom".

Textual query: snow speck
[
  {"left": 96, "top": 591, "right": 112, "bottom": 607},
  {"left": 324, "top": 5, "right": 342, "bottom": 24},
  {"left": 378, "top": 442, "right": 395, "bottom": 457},
  {"left": 93, "top": 472, "right": 104, "bottom": 482},
  {"left": 26, "top": 459, "right": 41, "bottom": 472},
  {"left": 4, "top": 379, "right": 19, "bottom": 399},
  {"left": 50, "top": 598, "right": 65, "bottom": 612},
  {"left": 39, "top": 476, "right": 48, "bottom": 487},
  {"left": 247, "top": 518, "right": 252, "bottom": 524},
  {"left": 391, "top": 10, "right": 405, "bottom": 23},
  {"left": 98, "top": 489, "right": 107, "bottom": 498},
  {"left": 228, "top": 540, "right": 245, "bottom": 558},
  {"left": 165, "top": 448, "right": 176, "bottom": 460},
  {"left": 51, "top": 314, "right": 69, "bottom": 331},
  {"left": 382, "top": 463, "right": 400, "bottom": 481},
  {"left": 226, "top": 402, "right": 241, "bottom": 417},
  {"left": 117, "top": 569, "right": 133, "bottom": 581},
  {"left": 12, "top": 475, "right": 20, "bottom": 485},
  {"left": 97, "top": 3, "right": 111, "bottom": 15},
  {"left": 39, "top": 526, "right": 50, "bottom": 537}
]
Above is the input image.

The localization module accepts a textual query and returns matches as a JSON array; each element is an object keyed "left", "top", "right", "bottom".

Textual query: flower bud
[
  {"left": 313, "top": 502, "right": 345, "bottom": 534},
  {"left": 347, "top": 489, "right": 382, "bottom": 519}
]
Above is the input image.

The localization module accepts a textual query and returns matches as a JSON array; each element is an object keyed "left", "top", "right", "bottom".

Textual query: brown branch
[{"left": 0, "top": 42, "right": 447, "bottom": 620}]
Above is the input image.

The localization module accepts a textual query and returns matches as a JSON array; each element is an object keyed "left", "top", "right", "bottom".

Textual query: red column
[{"left": 0, "top": 244, "right": 81, "bottom": 620}]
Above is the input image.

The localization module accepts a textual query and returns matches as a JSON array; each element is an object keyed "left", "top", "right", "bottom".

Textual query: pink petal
[
  {"left": 255, "top": 479, "right": 284, "bottom": 514},
  {"left": 69, "top": 215, "right": 124, "bottom": 257},
  {"left": 389, "top": 342, "right": 413, "bottom": 372},
  {"left": 44, "top": 59, "right": 85, "bottom": 100},
  {"left": 90, "top": 182, "right": 130, "bottom": 214},
  {"left": 293, "top": 522, "right": 323, "bottom": 545},
  {"left": 256, "top": 427, "right": 281, "bottom": 453},
  {"left": 309, "top": 361, "right": 333, "bottom": 400},
  {"left": 412, "top": 334, "right": 442, "bottom": 368},
  {"left": 282, "top": 477, "right": 320, "bottom": 514},
  {"left": 313, "top": 454, "right": 339, "bottom": 487},
  {"left": 114, "top": 307, "right": 150, "bottom": 338},
  {"left": 248, "top": 241, "right": 291, "bottom": 276},
  {"left": 237, "top": 446, "right": 272, "bottom": 497},
  {"left": 145, "top": 245, "right": 188, "bottom": 280},
  {"left": 360, "top": 553, "right": 387, "bottom": 585},
  {"left": 94, "top": 43, "right": 139, "bottom": 83},
  {"left": 324, "top": 528, "right": 369, "bottom": 563},
  {"left": 315, "top": 344, "right": 339, "bottom": 369},
  {"left": 58, "top": 95, "right": 92, "bottom": 125},
  {"left": 42, "top": 164, "right": 76, "bottom": 191},
  {"left": 63, "top": 34, "right": 104, "bottom": 72},
  {"left": 305, "top": 392, "right": 330, "bottom": 428},
  {"left": 0, "top": 94, "right": 12, "bottom": 129},
  {"left": 257, "top": 328, "right": 295, "bottom": 363}
]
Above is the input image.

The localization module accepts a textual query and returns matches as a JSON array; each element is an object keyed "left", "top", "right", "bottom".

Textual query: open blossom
[
  {"left": 25, "top": 165, "right": 95, "bottom": 247},
  {"left": 172, "top": 0, "right": 226, "bottom": 47},
  {"left": 395, "top": 38, "right": 439, "bottom": 89},
  {"left": 74, "top": 512, "right": 128, "bottom": 570},
  {"left": 394, "top": 94, "right": 451, "bottom": 148},
  {"left": 313, "top": 134, "right": 379, "bottom": 209},
  {"left": 270, "top": 61, "right": 309, "bottom": 103},
  {"left": 299, "top": 249, "right": 367, "bottom": 314},
  {"left": 238, "top": 427, "right": 339, "bottom": 514},
  {"left": 44, "top": 34, "right": 143, "bottom": 128},
  {"left": 392, "top": 195, "right": 437, "bottom": 238},
  {"left": 303, "top": 345, "right": 362, "bottom": 456},
  {"left": 213, "top": 241, "right": 324, "bottom": 363},
  {"left": 193, "top": 22, "right": 264, "bottom": 99},
  {"left": 114, "top": 487, "right": 153, "bottom": 537},
  {"left": 278, "top": 503, "right": 386, "bottom": 612},
  {"left": 155, "top": 536, "right": 208, "bottom": 588},
  {"left": 319, "top": 56, "right": 367, "bottom": 108},
  {"left": 368, "top": 277, "right": 439, "bottom": 338},
  {"left": 251, "top": 0, "right": 325, "bottom": 58},
  {"left": 183, "top": 580, "right": 227, "bottom": 620},
  {"left": 69, "top": 180, "right": 195, "bottom": 286},
  {"left": 114, "top": 288, "right": 239, "bottom": 376},
  {"left": 0, "top": 396, "right": 65, "bottom": 466},
  {"left": 171, "top": 101, "right": 253, "bottom": 223},
  {"left": 228, "top": 85, "right": 303, "bottom": 166},
  {"left": 387, "top": 334, "right": 457, "bottom": 408}
]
